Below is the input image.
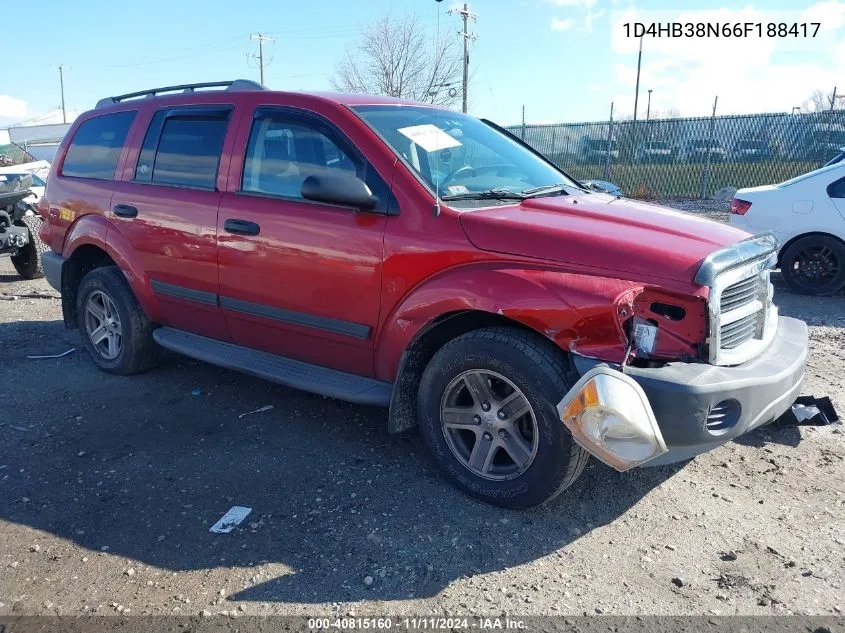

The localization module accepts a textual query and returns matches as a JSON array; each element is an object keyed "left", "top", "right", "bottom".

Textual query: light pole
[
  {"left": 632, "top": 35, "right": 643, "bottom": 122},
  {"left": 646, "top": 89, "right": 653, "bottom": 122},
  {"left": 792, "top": 106, "right": 801, "bottom": 114}
]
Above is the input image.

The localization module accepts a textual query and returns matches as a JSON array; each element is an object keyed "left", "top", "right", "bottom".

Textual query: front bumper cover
[{"left": 573, "top": 316, "right": 808, "bottom": 466}]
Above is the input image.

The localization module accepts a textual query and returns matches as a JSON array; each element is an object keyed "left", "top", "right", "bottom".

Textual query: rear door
[
  {"left": 109, "top": 106, "right": 235, "bottom": 340},
  {"left": 216, "top": 106, "right": 390, "bottom": 376}
]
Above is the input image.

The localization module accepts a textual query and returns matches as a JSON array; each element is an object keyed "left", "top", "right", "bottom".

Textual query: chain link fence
[{"left": 507, "top": 110, "right": 845, "bottom": 199}]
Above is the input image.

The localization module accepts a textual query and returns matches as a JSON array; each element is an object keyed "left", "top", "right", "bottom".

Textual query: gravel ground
[{"left": 0, "top": 214, "right": 843, "bottom": 618}]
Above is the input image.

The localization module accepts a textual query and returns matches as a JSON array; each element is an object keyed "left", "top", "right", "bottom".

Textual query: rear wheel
[
  {"left": 76, "top": 266, "right": 160, "bottom": 375},
  {"left": 10, "top": 214, "right": 46, "bottom": 280},
  {"left": 780, "top": 235, "right": 845, "bottom": 296},
  {"left": 418, "top": 327, "right": 588, "bottom": 509}
]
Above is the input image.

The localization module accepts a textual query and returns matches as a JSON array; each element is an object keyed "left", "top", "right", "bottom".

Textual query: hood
[{"left": 459, "top": 194, "right": 750, "bottom": 284}]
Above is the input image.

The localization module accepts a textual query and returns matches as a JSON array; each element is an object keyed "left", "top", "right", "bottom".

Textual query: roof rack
[{"left": 95, "top": 79, "right": 267, "bottom": 109}]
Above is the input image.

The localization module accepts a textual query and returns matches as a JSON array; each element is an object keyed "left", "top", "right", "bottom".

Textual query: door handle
[
  {"left": 224, "top": 219, "right": 260, "bottom": 236},
  {"left": 113, "top": 204, "right": 138, "bottom": 218}
]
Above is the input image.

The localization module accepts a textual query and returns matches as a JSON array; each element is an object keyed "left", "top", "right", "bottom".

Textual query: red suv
[{"left": 39, "top": 80, "right": 808, "bottom": 508}]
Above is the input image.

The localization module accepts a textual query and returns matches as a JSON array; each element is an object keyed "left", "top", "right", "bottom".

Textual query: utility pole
[
  {"left": 521, "top": 105, "right": 526, "bottom": 139},
  {"left": 58, "top": 65, "right": 70, "bottom": 124},
  {"left": 250, "top": 33, "right": 274, "bottom": 85},
  {"left": 449, "top": 3, "right": 477, "bottom": 113},
  {"left": 646, "top": 89, "right": 653, "bottom": 122},
  {"left": 700, "top": 95, "right": 718, "bottom": 199},
  {"left": 633, "top": 35, "right": 643, "bottom": 123}
]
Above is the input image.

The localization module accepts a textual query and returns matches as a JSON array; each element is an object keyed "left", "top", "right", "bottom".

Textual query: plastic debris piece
[
  {"left": 775, "top": 396, "right": 839, "bottom": 426},
  {"left": 209, "top": 506, "right": 252, "bottom": 534},
  {"left": 191, "top": 388, "right": 201, "bottom": 396},
  {"left": 27, "top": 348, "right": 75, "bottom": 360},
  {"left": 238, "top": 405, "right": 274, "bottom": 420}
]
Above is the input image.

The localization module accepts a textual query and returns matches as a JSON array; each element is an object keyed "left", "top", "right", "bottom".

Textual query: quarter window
[
  {"left": 61, "top": 111, "right": 136, "bottom": 180},
  {"left": 828, "top": 176, "right": 845, "bottom": 198}
]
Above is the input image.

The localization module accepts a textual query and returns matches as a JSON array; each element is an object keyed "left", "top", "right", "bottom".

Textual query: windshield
[
  {"left": 352, "top": 105, "right": 580, "bottom": 203},
  {"left": 586, "top": 139, "right": 617, "bottom": 151},
  {"left": 691, "top": 140, "right": 723, "bottom": 150}
]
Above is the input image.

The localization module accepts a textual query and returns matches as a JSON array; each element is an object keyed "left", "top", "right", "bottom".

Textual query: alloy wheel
[
  {"left": 84, "top": 290, "right": 123, "bottom": 360},
  {"left": 439, "top": 369, "right": 539, "bottom": 481}
]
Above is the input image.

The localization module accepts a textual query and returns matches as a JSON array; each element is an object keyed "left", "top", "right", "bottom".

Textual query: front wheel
[
  {"left": 418, "top": 327, "right": 588, "bottom": 509},
  {"left": 780, "top": 235, "right": 845, "bottom": 296}
]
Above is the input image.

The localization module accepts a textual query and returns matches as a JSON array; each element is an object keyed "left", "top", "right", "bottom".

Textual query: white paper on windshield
[{"left": 398, "top": 124, "right": 462, "bottom": 152}]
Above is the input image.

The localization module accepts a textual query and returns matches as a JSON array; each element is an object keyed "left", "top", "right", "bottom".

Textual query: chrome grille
[
  {"left": 720, "top": 312, "right": 759, "bottom": 349},
  {"left": 719, "top": 276, "right": 762, "bottom": 312},
  {"left": 696, "top": 233, "right": 779, "bottom": 366}
]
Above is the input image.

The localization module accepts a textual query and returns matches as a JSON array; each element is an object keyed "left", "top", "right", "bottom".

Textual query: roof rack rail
[{"left": 95, "top": 79, "right": 267, "bottom": 109}]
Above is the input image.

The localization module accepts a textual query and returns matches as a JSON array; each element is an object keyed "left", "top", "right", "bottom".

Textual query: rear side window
[
  {"left": 828, "top": 176, "right": 845, "bottom": 198},
  {"left": 134, "top": 108, "right": 230, "bottom": 189},
  {"left": 61, "top": 111, "right": 136, "bottom": 180}
]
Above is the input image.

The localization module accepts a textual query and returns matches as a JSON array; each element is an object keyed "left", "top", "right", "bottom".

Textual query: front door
[{"left": 217, "top": 107, "right": 390, "bottom": 376}]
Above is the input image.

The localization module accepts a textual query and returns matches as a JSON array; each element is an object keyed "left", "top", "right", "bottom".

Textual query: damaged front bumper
[{"left": 564, "top": 316, "right": 808, "bottom": 468}]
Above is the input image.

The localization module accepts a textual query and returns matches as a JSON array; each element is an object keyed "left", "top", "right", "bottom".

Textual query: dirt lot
[{"left": 0, "top": 228, "right": 843, "bottom": 618}]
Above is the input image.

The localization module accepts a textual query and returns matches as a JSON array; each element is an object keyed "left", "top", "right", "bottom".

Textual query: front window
[{"left": 352, "top": 105, "right": 580, "bottom": 204}]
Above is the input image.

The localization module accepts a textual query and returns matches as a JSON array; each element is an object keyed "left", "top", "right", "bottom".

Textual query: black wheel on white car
[
  {"left": 76, "top": 266, "right": 160, "bottom": 375},
  {"left": 10, "top": 214, "right": 46, "bottom": 280},
  {"left": 418, "top": 327, "right": 589, "bottom": 509},
  {"left": 780, "top": 235, "right": 845, "bottom": 296}
]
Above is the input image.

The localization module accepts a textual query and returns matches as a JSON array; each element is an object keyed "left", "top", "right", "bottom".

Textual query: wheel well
[
  {"left": 387, "top": 310, "right": 568, "bottom": 434},
  {"left": 61, "top": 245, "right": 117, "bottom": 328},
  {"left": 777, "top": 231, "right": 845, "bottom": 268}
]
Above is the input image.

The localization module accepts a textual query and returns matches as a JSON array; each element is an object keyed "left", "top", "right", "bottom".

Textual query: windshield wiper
[
  {"left": 440, "top": 187, "right": 527, "bottom": 201},
  {"left": 520, "top": 183, "right": 569, "bottom": 198}
]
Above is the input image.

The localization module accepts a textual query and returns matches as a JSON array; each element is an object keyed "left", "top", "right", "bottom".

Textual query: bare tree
[
  {"left": 802, "top": 88, "right": 843, "bottom": 112},
  {"left": 331, "top": 14, "right": 462, "bottom": 106}
]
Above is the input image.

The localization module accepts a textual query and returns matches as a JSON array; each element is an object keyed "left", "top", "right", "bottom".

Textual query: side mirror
[{"left": 301, "top": 172, "right": 378, "bottom": 211}]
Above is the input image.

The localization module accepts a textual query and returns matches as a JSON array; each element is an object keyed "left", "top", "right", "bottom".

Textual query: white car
[{"left": 730, "top": 162, "right": 845, "bottom": 295}]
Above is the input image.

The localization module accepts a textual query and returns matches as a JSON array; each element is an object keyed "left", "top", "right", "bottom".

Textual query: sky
[{"left": 2, "top": 0, "right": 844, "bottom": 129}]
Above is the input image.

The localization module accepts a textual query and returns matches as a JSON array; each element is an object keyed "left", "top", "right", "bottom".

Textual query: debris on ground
[
  {"left": 208, "top": 506, "right": 252, "bottom": 534},
  {"left": 238, "top": 404, "right": 274, "bottom": 420},
  {"left": 26, "top": 348, "right": 75, "bottom": 360},
  {"left": 775, "top": 396, "right": 840, "bottom": 426}
]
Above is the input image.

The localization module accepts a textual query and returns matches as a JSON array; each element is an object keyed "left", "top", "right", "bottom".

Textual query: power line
[
  {"left": 448, "top": 3, "right": 478, "bottom": 113},
  {"left": 249, "top": 33, "right": 275, "bottom": 85}
]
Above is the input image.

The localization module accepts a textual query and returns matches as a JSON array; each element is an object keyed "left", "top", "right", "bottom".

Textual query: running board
[{"left": 153, "top": 327, "right": 392, "bottom": 407}]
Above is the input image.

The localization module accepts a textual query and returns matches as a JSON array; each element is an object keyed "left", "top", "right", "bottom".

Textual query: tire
[
  {"left": 75, "top": 266, "right": 160, "bottom": 375},
  {"left": 418, "top": 327, "right": 588, "bottom": 509},
  {"left": 10, "top": 214, "right": 46, "bottom": 280},
  {"left": 780, "top": 235, "right": 845, "bottom": 296}
]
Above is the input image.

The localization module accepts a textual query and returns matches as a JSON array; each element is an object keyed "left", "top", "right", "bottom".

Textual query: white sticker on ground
[
  {"left": 209, "top": 506, "right": 252, "bottom": 534},
  {"left": 398, "top": 124, "right": 462, "bottom": 153}
]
